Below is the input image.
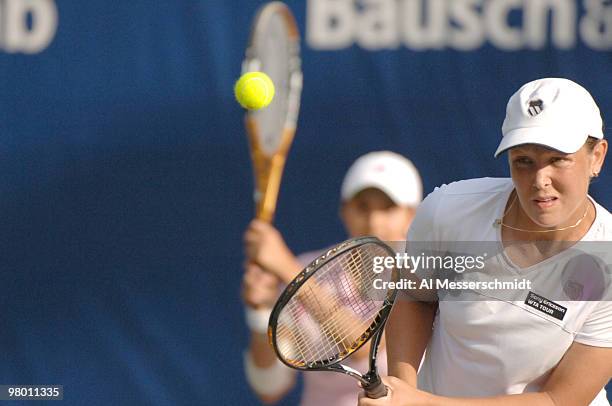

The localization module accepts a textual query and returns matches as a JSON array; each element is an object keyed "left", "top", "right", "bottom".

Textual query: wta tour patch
[{"left": 524, "top": 291, "right": 567, "bottom": 321}]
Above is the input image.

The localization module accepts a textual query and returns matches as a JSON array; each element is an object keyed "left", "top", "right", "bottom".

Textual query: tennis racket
[
  {"left": 241, "top": 1, "right": 302, "bottom": 222},
  {"left": 268, "top": 236, "right": 399, "bottom": 399}
]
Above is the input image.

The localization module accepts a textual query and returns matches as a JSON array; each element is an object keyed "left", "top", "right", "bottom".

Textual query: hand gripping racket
[
  {"left": 268, "top": 237, "right": 399, "bottom": 398},
  {"left": 241, "top": 1, "right": 302, "bottom": 222}
]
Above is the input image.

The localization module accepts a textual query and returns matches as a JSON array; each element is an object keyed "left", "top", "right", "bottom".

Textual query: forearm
[
  {"left": 250, "top": 331, "right": 278, "bottom": 367},
  {"left": 386, "top": 300, "right": 436, "bottom": 385},
  {"left": 245, "top": 332, "right": 297, "bottom": 402},
  {"left": 276, "top": 256, "right": 303, "bottom": 285}
]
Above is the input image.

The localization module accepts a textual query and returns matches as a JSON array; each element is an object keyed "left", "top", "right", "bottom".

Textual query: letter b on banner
[{"left": 1, "top": 0, "right": 58, "bottom": 54}]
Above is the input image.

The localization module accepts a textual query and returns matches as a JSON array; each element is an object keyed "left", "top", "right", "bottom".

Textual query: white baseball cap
[
  {"left": 494, "top": 78, "right": 604, "bottom": 157},
  {"left": 340, "top": 151, "right": 422, "bottom": 207}
]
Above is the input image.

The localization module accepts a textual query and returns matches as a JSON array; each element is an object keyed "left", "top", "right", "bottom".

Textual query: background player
[{"left": 242, "top": 151, "right": 423, "bottom": 405}]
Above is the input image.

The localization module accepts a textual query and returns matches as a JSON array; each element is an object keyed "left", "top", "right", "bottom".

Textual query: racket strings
[
  {"left": 280, "top": 280, "right": 367, "bottom": 360},
  {"left": 322, "top": 250, "right": 381, "bottom": 354},
  {"left": 252, "top": 11, "right": 293, "bottom": 155},
  {"left": 276, "top": 243, "right": 394, "bottom": 367}
]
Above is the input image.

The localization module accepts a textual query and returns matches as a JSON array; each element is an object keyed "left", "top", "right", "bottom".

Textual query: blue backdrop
[{"left": 1, "top": 1, "right": 611, "bottom": 404}]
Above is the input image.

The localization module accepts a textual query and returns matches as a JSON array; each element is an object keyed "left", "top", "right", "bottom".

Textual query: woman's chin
[{"left": 525, "top": 213, "right": 563, "bottom": 230}]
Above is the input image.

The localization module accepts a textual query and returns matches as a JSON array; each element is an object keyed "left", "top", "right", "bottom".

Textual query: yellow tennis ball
[{"left": 234, "top": 72, "right": 275, "bottom": 110}]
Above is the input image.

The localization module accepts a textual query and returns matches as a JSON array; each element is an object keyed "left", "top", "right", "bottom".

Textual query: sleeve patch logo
[{"left": 524, "top": 291, "right": 567, "bottom": 320}]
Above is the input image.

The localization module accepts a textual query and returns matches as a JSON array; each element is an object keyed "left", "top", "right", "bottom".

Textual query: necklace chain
[{"left": 495, "top": 190, "right": 590, "bottom": 233}]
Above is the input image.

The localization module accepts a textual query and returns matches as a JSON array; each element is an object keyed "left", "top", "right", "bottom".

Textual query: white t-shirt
[{"left": 408, "top": 178, "right": 612, "bottom": 405}]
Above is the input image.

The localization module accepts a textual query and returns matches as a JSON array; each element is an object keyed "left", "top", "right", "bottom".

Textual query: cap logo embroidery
[{"left": 528, "top": 99, "right": 543, "bottom": 116}]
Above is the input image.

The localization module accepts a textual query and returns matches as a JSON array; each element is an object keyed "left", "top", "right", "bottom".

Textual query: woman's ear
[{"left": 591, "top": 139, "right": 608, "bottom": 177}]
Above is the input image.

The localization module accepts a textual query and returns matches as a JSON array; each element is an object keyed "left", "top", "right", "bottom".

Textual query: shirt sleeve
[
  {"left": 574, "top": 300, "right": 612, "bottom": 347},
  {"left": 407, "top": 184, "right": 446, "bottom": 244},
  {"left": 399, "top": 185, "right": 446, "bottom": 302}
]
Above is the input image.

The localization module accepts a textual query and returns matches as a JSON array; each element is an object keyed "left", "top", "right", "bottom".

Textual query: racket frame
[
  {"left": 268, "top": 236, "right": 398, "bottom": 393},
  {"left": 242, "top": 1, "right": 302, "bottom": 223}
]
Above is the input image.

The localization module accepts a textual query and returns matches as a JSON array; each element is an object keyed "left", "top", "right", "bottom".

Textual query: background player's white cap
[
  {"left": 495, "top": 78, "right": 604, "bottom": 157},
  {"left": 341, "top": 151, "right": 422, "bottom": 207}
]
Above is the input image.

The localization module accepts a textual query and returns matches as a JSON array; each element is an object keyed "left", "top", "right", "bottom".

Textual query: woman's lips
[{"left": 533, "top": 197, "right": 558, "bottom": 209}]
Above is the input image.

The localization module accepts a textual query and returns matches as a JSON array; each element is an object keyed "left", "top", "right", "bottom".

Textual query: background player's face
[
  {"left": 508, "top": 142, "right": 606, "bottom": 228},
  {"left": 340, "top": 188, "right": 415, "bottom": 241}
]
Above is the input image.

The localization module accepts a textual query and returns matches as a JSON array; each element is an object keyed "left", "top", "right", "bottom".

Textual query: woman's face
[
  {"left": 341, "top": 188, "right": 415, "bottom": 241},
  {"left": 508, "top": 141, "right": 607, "bottom": 228}
]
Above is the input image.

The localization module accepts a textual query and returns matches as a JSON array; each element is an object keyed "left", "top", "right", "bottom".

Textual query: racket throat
[
  {"left": 326, "top": 364, "right": 370, "bottom": 386},
  {"left": 362, "top": 370, "right": 383, "bottom": 388}
]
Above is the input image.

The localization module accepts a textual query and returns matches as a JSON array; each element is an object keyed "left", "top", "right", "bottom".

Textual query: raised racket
[{"left": 241, "top": 1, "right": 302, "bottom": 222}]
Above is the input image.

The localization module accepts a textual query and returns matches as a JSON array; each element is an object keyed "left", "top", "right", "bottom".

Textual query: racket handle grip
[{"left": 364, "top": 379, "right": 388, "bottom": 399}]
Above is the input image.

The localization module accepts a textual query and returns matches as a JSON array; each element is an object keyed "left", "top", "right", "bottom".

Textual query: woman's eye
[{"left": 513, "top": 157, "right": 532, "bottom": 166}]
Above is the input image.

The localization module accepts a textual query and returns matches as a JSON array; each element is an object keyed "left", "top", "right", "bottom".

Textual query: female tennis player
[
  {"left": 241, "top": 151, "right": 423, "bottom": 405},
  {"left": 359, "top": 78, "right": 612, "bottom": 406}
]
